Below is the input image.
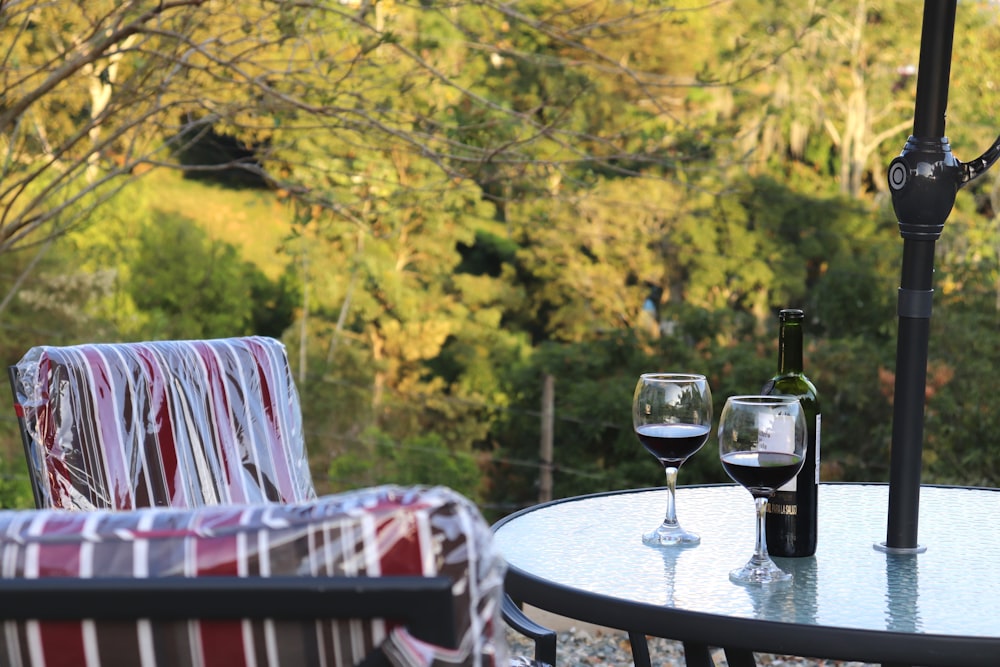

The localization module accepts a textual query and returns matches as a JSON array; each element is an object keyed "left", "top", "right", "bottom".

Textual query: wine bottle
[{"left": 761, "top": 308, "right": 820, "bottom": 557}]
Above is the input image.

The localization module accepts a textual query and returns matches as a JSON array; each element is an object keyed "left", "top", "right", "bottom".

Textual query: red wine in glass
[
  {"left": 636, "top": 423, "right": 711, "bottom": 466},
  {"left": 721, "top": 451, "right": 803, "bottom": 495}
]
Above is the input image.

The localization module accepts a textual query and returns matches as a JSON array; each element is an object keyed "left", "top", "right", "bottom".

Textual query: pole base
[{"left": 873, "top": 541, "right": 927, "bottom": 555}]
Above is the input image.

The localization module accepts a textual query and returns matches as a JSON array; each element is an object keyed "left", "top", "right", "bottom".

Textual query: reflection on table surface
[{"left": 493, "top": 484, "right": 1000, "bottom": 638}]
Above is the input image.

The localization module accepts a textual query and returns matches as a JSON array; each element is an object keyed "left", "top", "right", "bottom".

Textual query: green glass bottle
[{"left": 761, "top": 308, "right": 820, "bottom": 557}]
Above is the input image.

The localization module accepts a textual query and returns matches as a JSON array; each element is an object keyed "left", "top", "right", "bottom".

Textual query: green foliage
[
  {"left": 921, "top": 302, "right": 1000, "bottom": 487},
  {"left": 327, "top": 427, "right": 482, "bottom": 501},
  {"left": 805, "top": 334, "right": 895, "bottom": 482},
  {"left": 248, "top": 265, "right": 301, "bottom": 339},
  {"left": 0, "top": 456, "right": 34, "bottom": 510},
  {"left": 488, "top": 332, "right": 653, "bottom": 506},
  {"left": 0, "top": 456, "right": 25, "bottom": 513},
  {"left": 1, "top": 217, "right": 132, "bottom": 353},
  {"left": 128, "top": 211, "right": 295, "bottom": 340}
]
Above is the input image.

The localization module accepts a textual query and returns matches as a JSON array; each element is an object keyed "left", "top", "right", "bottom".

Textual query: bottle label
[
  {"left": 758, "top": 414, "right": 795, "bottom": 451},
  {"left": 771, "top": 412, "right": 820, "bottom": 492},
  {"left": 767, "top": 502, "right": 797, "bottom": 515},
  {"left": 759, "top": 414, "right": 797, "bottom": 491},
  {"left": 814, "top": 414, "right": 822, "bottom": 484}
]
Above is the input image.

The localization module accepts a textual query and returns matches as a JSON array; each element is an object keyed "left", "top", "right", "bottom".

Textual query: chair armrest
[
  {"left": 503, "top": 594, "right": 557, "bottom": 666},
  {"left": 0, "top": 575, "right": 457, "bottom": 650}
]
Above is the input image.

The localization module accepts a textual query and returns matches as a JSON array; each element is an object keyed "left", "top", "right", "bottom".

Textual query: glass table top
[{"left": 493, "top": 484, "right": 1000, "bottom": 639}]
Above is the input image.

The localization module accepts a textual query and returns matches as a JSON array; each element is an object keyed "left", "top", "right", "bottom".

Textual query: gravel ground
[{"left": 505, "top": 625, "right": 879, "bottom": 667}]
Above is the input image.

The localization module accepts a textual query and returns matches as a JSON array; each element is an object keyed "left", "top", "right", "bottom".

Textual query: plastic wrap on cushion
[
  {"left": 9, "top": 336, "right": 316, "bottom": 509},
  {"left": 0, "top": 485, "right": 508, "bottom": 667}
]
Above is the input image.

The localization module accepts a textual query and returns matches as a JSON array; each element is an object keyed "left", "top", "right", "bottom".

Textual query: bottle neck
[{"left": 777, "top": 321, "right": 804, "bottom": 374}]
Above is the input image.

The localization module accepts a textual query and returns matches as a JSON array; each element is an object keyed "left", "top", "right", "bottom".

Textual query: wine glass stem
[
  {"left": 663, "top": 466, "right": 679, "bottom": 526},
  {"left": 752, "top": 495, "right": 770, "bottom": 565}
]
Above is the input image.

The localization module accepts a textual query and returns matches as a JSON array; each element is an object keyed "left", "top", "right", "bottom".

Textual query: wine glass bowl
[
  {"left": 633, "top": 373, "right": 712, "bottom": 547},
  {"left": 718, "top": 395, "right": 806, "bottom": 585}
]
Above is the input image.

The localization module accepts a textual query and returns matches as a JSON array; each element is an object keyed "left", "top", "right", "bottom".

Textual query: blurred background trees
[{"left": 0, "top": 0, "right": 998, "bottom": 514}]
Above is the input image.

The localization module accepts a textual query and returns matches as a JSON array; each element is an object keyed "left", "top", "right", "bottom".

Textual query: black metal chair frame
[
  {"left": 0, "top": 575, "right": 455, "bottom": 640},
  {"left": 502, "top": 595, "right": 557, "bottom": 665},
  {"left": 8, "top": 365, "right": 43, "bottom": 508}
]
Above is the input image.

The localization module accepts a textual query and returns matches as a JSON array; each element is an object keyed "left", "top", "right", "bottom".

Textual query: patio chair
[
  {"left": 0, "top": 485, "right": 505, "bottom": 667},
  {"left": 7, "top": 336, "right": 556, "bottom": 667}
]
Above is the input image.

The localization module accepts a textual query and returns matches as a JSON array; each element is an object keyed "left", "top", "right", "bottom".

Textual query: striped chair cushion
[
  {"left": 0, "top": 485, "right": 508, "bottom": 667},
  {"left": 10, "top": 337, "right": 316, "bottom": 510}
]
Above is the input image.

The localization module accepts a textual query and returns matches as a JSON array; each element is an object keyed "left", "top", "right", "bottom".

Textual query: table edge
[{"left": 502, "top": 563, "right": 1000, "bottom": 665}]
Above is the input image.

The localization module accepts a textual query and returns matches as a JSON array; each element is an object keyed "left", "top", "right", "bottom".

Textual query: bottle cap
[{"left": 778, "top": 308, "right": 804, "bottom": 322}]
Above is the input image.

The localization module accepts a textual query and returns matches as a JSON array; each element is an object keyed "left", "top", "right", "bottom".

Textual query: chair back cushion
[
  {"left": 10, "top": 336, "right": 316, "bottom": 510},
  {"left": 0, "top": 485, "right": 508, "bottom": 667}
]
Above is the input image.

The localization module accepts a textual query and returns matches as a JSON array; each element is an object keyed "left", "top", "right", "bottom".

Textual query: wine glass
[
  {"left": 719, "top": 395, "right": 806, "bottom": 585},
  {"left": 633, "top": 373, "right": 712, "bottom": 546}
]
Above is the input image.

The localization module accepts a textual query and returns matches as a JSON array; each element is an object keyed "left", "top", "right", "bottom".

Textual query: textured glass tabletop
[{"left": 494, "top": 484, "right": 1000, "bottom": 641}]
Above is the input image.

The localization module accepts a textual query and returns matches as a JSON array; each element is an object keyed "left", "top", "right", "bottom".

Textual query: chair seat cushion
[{"left": 0, "top": 485, "right": 508, "bottom": 667}]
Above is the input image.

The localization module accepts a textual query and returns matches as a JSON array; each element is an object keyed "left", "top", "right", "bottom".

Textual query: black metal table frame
[{"left": 494, "top": 486, "right": 1000, "bottom": 667}]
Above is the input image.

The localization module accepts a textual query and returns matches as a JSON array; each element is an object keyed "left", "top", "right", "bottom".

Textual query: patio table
[{"left": 492, "top": 483, "right": 1000, "bottom": 667}]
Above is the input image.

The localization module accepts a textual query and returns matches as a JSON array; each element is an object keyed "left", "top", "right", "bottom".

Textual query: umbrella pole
[
  {"left": 882, "top": 0, "right": 958, "bottom": 553},
  {"left": 884, "top": 240, "right": 935, "bottom": 552}
]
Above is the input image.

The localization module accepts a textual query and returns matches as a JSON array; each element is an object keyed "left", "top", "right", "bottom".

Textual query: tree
[
  {"left": 0, "top": 1, "right": 746, "bottom": 256},
  {"left": 127, "top": 210, "right": 294, "bottom": 340},
  {"left": 716, "top": 0, "right": 913, "bottom": 197}
]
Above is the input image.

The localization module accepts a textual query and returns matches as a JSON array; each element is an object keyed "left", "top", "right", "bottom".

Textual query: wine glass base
[
  {"left": 728, "top": 559, "right": 792, "bottom": 586},
  {"left": 642, "top": 524, "right": 700, "bottom": 547}
]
